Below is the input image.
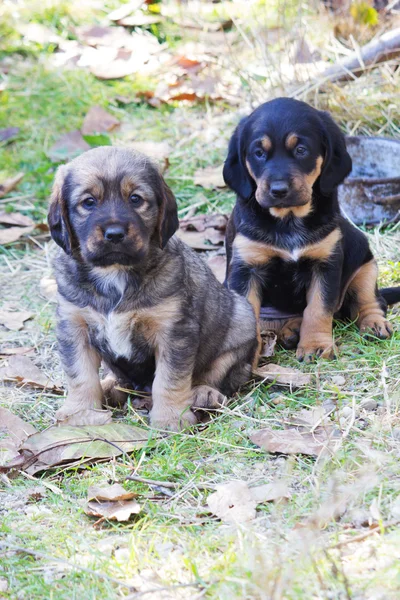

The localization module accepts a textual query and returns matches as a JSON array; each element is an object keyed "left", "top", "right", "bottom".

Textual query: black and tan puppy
[
  {"left": 48, "top": 147, "right": 258, "bottom": 430},
  {"left": 223, "top": 98, "right": 399, "bottom": 362}
]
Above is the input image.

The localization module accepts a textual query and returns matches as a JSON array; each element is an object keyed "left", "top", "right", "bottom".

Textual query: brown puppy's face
[{"left": 48, "top": 147, "right": 178, "bottom": 266}]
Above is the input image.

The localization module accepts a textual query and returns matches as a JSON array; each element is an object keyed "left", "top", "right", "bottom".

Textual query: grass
[{"left": 1, "top": 1, "right": 400, "bottom": 599}]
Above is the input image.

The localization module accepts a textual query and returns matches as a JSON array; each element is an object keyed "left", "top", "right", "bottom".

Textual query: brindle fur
[
  {"left": 49, "top": 147, "right": 258, "bottom": 430},
  {"left": 223, "top": 98, "right": 399, "bottom": 362}
]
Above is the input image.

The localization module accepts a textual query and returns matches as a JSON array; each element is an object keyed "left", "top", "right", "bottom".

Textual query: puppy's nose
[
  {"left": 270, "top": 181, "right": 289, "bottom": 199},
  {"left": 104, "top": 225, "right": 125, "bottom": 244}
]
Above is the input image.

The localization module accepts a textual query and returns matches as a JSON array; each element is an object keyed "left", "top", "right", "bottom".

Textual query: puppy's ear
[
  {"left": 157, "top": 178, "right": 179, "bottom": 249},
  {"left": 223, "top": 119, "right": 254, "bottom": 200},
  {"left": 319, "top": 111, "right": 352, "bottom": 195},
  {"left": 48, "top": 166, "right": 74, "bottom": 255}
]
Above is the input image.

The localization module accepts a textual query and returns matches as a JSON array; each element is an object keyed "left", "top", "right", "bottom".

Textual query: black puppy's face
[
  {"left": 48, "top": 147, "right": 178, "bottom": 266},
  {"left": 223, "top": 98, "right": 352, "bottom": 218}
]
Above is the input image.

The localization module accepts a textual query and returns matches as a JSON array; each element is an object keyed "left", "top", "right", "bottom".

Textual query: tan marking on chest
[{"left": 234, "top": 228, "right": 342, "bottom": 267}]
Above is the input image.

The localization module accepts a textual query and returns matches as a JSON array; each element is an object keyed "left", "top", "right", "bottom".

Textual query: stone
[
  {"left": 331, "top": 375, "right": 346, "bottom": 387},
  {"left": 360, "top": 399, "right": 377, "bottom": 411}
]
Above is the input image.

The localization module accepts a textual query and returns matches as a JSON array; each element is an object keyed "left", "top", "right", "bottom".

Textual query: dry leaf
[
  {"left": 48, "top": 130, "right": 90, "bottom": 162},
  {"left": 21, "top": 423, "right": 153, "bottom": 470},
  {"left": 118, "top": 14, "right": 162, "bottom": 27},
  {"left": 0, "top": 309, "right": 34, "bottom": 331},
  {"left": 0, "top": 226, "right": 34, "bottom": 245},
  {"left": 254, "top": 364, "right": 311, "bottom": 387},
  {"left": 250, "top": 428, "right": 332, "bottom": 457},
  {"left": 127, "top": 141, "right": 170, "bottom": 172},
  {"left": 0, "top": 346, "right": 35, "bottom": 357},
  {"left": 0, "top": 408, "right": 37, "bottom": 466},
  {"left": 249, "top": 481, "right": 290, "bottom": 503},
  {"left": 0, "top": 211, "right": 34, "bottom": 227},
  {"left": 0, "top": 355, "right": 61, "bottom": 391},
  {"left": 0, "top": 173, "right": 24, "bottom": 198},
  {"left": 87, "top": 483, "right": 136, "bottom": 502},
  {"left": 19, "top": 22, "right": 62, "bottom": 45},
  {"left": 85, "top": 499, "right": 141, "bottom": 521},
  {"left": 108, "top": 2, "right": 145, "bottom": 23},
  {"left": 39, "top": 276, "right": 58, "bottom": 301},
  {"left": 207, "top": 480, "right": 256, "bottom": 523},
  {"left": 207, "top": 255, "right": 226, "bottom": 283},
  {"left": 179, "top": 213, "right": 228, "bottom": 233},
  {"left": 194, "top": 165, "right": 226, "bottom": 189},
  {"left": 0, "top": 127, "right": 19, "bottom": 143},
  {"left": 204, "top": 228, "right": 224, "bottom": 245},
  {"left": 176, "top": 229, "right": 221, "bottom": 250},
  {"left": 81, "top": 106, "right": 120, "bottom": 135},
  {"left": 260, "top": 332, "right": 277, "bottom": 358},
  {"left": 58, "top": 409, "right": 112, "bottom": 426}
]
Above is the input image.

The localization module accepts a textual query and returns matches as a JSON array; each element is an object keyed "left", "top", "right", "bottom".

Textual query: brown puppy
[{"left": 48, "top": 147, "right": 258, "bottom": 430}]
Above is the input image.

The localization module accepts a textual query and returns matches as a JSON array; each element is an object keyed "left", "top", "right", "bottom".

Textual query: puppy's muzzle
[
  {"left": 104, "top": 224, "right": 126, "bottom": 244},
  {"left": 256, "top": 179, "right": 308, "bottom": 209}
]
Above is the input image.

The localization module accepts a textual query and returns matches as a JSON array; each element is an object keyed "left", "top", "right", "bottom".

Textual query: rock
[
  {"left": 323, "top": 400, "right": 336, "bottom": 413},
  {"left": 393, "top": 428, "right": 400, "bottom": 441},
  {"left": 360, "top": 399, "right": 377, "bottom": 411},
  {"left": 340, "top": 406, "right": 353, "bottom": 419},
  {"left": 349, "top": 508, "right": 370, "bottom": 528},
  {"left": 331, "top": 375, "right": 346, "bottom": 387}
]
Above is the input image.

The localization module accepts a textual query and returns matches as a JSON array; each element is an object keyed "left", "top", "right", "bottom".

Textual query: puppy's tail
[{"left": 380, "top": 287, "right": 400, "bottom": 305}]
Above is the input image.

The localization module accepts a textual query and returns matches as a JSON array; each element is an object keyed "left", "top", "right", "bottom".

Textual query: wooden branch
[{"left": 322, "top": 27, "right": 400, "bottom": 83}]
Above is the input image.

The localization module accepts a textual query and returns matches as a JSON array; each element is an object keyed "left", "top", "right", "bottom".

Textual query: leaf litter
[
  {"left": 0, "top": 355, "right": 62, "bottom": 392},
  {"left": 0, "top": 173, "right": 24, "bottom": 198},
  {"left": 0, "top": 309, "right": 34, "bottom": 331},
  {"left": 254, "top": 363, "right": 312, "bottom": 387}
]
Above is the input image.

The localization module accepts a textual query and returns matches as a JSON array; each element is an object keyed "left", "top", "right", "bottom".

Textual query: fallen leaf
[
  {"left": 90, "top": 54, "right": 143, "bottom": 79},
  {"left": 118, "top": 14, "right": 162, "bottom": 27},
  {"left": 179, "top": 213, "right": 228, "bottom": 233},
  {"left": 0, "top": 226, "right": 34, "bottom": 245},
  {"left": 19, "top": 23, "right": 62, "bottom": 45},
  {"left": 47, "top": 130, "right": 90, "bottom": 162},
  {"left": 249, "top": 481, "right": 290, "bottom": 503},
  {"left": 176, "top": 229, "right": 221, "bottom": 250},
  {"left": 250, "top": 428, "right": 333, "bottom": 457},
  {"left": 108, "top": 1, "right": 145, "bottom": 22},
  {"left": 81, "top": 106, "right": 120, "bottom": 135},
  {"left": 0, "top": 408, "right": 37, "bottom": 466},
  {"left": 207, "top": 480, "right": 256, "bottom": 523},
  {"left": 207, "top": 255, "right": 226, "bottom": 283},
  {"left": 260, "top": 332, "right": 277, "bottom": 358},
  {"left": 204, "top": 228, "right": 225, "bottom": 245},
  {"left": 0, "top": 211, "right": 35, "bottom": 227},
  {"left": 87, "top": 483, "right": 136, "bottom": 502},
  {"left": 39, "top": 276, "right": 58, "bottom": 301},
  {"left": 127, "top": 141, "right": 170, "bottom": 172},
  {"left": 58, "top": 409, "right": 112, "bottom": 427},
  {"left": 173, "top": 55, "right": 203, "bottom": 72},
  {"left": 0, "top": 346, "right": 35, "bottom": 357},
  {"left": 254, "top": 364, "right": 312, "bottom": 387},
  {"left": 0, "top": 309, "right": 34, "bottom": 331},
  {"left": 0, "top": 173, "right": 24, "bottom": 198},
  {"left": 194, "top": 165, "right": 226, "bottom": 189},
  {"left": 0, "top": 127, "right": 19, "bottom": 143},
  {"left": 0, "top": 355, "right": 61, "bottom": 391},
  {"left": 20, "top": 423, "right": 153, "bottom": 470},
  {"left": 290, "top": 407, "right": 328, "bottom": 430},
  {"left": 85, "top": 499, "right": 141, "bottom": 521}
]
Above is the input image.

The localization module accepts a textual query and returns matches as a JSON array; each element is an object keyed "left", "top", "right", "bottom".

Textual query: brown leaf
[
  {"left": 260, "top": 332, "right": 277, "bottom": 358},
  {"left": 194, "top": 165, "right": 226, "bottom": 189},
  {"left": 0, "top": 355, "right": 62, "bottom": 391},
  {"left": 0, "top": 346, "right": 35, "bottom": 358},
  {"left": 0, "top": 173, "right": 24, "bottom": 198},
  {"left": 48, "top": 130, "right": 90, "bottom": 163},
  {"left": 81, "top": 106, "right": 120, "bottom": 135},
  {"left": 0, "top": 211, "right": 35, "bottom": 227},
  {"left": 207, "top": 481, "right": 256, "bottom": 523},
  {"left": 90, "top": 54, "right": 142, "bottom": 80},
  {"left": 174, "top": 55, "right": 203, "bottom": 72},
  {"left": 207, "top": 255, "right": 226, "bottom": 283},
  {"left": 0, "top": 309, "right": 34, "bottom": 331},
  {"left": 0, "top": 226, "right": 34, "bottom": 245},
  {"left": 39, "top": 276, "right": 58, "bottom": 302},
  {"left": 0, "top": 127, "right": 19, "bottom": 143},
  {"left": 87, "top": 483, "right": 136, "bottom": 502},
  {"left": 254, "top": 364, "right": 312, "bottom": 387},
  {"left": 85, "top": 499, "right": 141, "bottom": 521},
  {"left": 21, "top": 423, "right": 153, "bottom": 470},
  {"left": 108, "top": 1, "right": 144, "bottom": 22},
  {"left": 0, "top": 407, "right": 37, "bottom": 466},
  {"left": 204, "top": 228, "right": 224, "bottom": 246},
  {"left": 250, "top": 428, "right": 332, "bottom": 457},
  {"left": 118, "top": 14, "right": 162, "bottom": 27},
  {"left": 126, "top": 141, "right": 170, "bottom": 172},
  {"left": 249, "top": 481, "right": 290, "bottom": 503},
  {"left": 19, "top": 23, "right": 62, "bottom": 45},
  {"left": 58, "top": 409, "right": 112, "bottom": 427},
  {"left": 179, "top": 213, "right": 228, "bottom": 233},
  {"left": 175, "top": 229, "right": 220, "bottom": 250}
]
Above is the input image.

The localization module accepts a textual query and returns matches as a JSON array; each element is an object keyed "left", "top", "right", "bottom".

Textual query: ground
[{"left": 1, "top": 1, "right": 400, "bottom": 599}]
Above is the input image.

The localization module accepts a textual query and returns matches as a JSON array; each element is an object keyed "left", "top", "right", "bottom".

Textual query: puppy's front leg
[
  {"left": 297, "top": 264, "right": 341, "bottom": 363},
  {"left": 55, "top": 302, "right": 103, "bottom": 421}
]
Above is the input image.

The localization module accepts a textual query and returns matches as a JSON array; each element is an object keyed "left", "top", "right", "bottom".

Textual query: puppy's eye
[
  {"left": 295, "top": 146, "right": 307, "bottom": 157},
  {"left": 130, "top": 193, "right": 143, "bottom": 205},
  {"left": 82, "top": 197, "right": 96, "bottom": 209},
  {"left": 254, "top": 149, "right": 265, "bottom": 159}
]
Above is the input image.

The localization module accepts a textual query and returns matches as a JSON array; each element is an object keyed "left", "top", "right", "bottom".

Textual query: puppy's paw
[
  {"left": 55, "top": 395, "right": 103, "bottom": 423},
  {"left": 101, "top": 375, "right": 128, "bottom": 407},
  {"left": 279, "top": 319, "right": 302, "bottom": 350},
  {"left": 191, "top": 385, "right": 226, "bottom": 410},
  {"left": 359, "top": 314, "right": 392, "bottom": 339},
  {"left": 296, "top": 337, "right": 337, "bottom": 363},
  {"left": 149, "top": 406, "right": 198, "bottom": 431}
]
